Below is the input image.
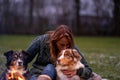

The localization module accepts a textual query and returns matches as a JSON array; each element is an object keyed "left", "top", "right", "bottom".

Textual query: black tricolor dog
[{"left": 0, "top": 50, "right": 30, "bottom": 80}]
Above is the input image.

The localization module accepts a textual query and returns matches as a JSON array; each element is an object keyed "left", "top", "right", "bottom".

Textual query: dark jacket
[{"left": 26, "top": 34, "right": 92, "bottom": 79}]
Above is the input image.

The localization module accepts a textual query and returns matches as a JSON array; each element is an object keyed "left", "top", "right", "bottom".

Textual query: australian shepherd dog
[
  {"left": 0, "top": 50, "right": 29, "bottom": 80},
  {"left": 56, "top": 49, "right": 84, "bottom": 80}
]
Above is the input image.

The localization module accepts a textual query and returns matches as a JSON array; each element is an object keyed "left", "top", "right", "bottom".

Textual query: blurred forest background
[
  {"left": 0, "top": 0, "right": 120, "bottom": 36},
  {"left": 0, "top": 0, "right": 120, "bottom": 80}
]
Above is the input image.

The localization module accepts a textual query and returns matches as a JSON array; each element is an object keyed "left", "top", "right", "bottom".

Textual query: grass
[
  {"left": 74, "top": 36, "right": 120, "bottom": 80},
  {"left": 0, "top": 35, "right": 120, "bottom": 80}
]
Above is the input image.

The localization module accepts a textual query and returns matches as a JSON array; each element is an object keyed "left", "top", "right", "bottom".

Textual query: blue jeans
[
  {"left": 42, "top": 64, "right": 56, "bottom": 80},
  {"left": 30, "top": 75, "right": 38, "bottom": 80},
  {"left": 30, "top": 64, "right": 56, "bottom": 80}
]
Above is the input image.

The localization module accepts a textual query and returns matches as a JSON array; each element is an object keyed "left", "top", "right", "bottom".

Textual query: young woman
[{"left": 26, "top": 25, "right": 100, "bottom": 80}]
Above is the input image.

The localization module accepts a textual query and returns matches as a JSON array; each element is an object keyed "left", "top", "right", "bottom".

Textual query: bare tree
[
  {"left": 113, "top": 0, "right": 120, "bottom": 35},
  {"left": 3, "top": 0, "right": 10, "bottom": 33},
  {"left": 28, "top": 0, "right": 34, "bottom": 34},
  {"left": 93, "top": 0, "right": 113, "bottom": 17},
  {"left": 0, "top": 0, "right": 5, "bottom": 33},
  {"left": 75, "top": 0, "right": 81, "bottom": 35}
]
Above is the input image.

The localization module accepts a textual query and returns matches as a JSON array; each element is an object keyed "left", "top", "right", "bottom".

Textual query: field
[{"left": 0, "top": 35, "right": 120, "bottom": 80}]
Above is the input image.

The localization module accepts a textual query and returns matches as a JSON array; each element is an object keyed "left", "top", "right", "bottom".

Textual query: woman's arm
[
  {"left": 74, "top": 46, "right": 92, "bottom": 79},
  {"left": 26, "top": 36, "right": 41, "bottom": 63}
]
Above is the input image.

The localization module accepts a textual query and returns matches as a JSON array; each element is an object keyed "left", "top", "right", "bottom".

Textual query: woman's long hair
[{"left": 49, "top": 25, "right": 74, "bottom": 63}]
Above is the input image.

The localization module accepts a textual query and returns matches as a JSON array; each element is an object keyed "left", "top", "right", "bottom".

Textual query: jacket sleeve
[
  {"left": 26, "top": 36, "right": 42, "bottom": 63},
  {"left": 74, "top": 46, "right": 92, "bottom": 79}
]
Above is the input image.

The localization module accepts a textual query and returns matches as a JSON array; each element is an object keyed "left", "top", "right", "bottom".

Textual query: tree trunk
[
  {"left": 28, "top": 0, "right": 34, "bottom": 34},
  {"left": 3, "top": 0, "right": 10, "bottom": 33},
  {"left": 75, "top": 0, "right": 81, "bottom": 35},
  {"left": 113, "top": 0, "right": 120, "bottom": 36}
]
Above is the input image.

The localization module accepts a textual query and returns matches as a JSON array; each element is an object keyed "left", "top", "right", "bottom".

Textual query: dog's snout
[{"left": 18, "top": 61, "right": 23, "bottom": 66}]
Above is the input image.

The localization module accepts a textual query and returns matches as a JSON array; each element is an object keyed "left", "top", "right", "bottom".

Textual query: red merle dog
[{"left": 56, "top": 49, "right": 84, "bottom": 80}]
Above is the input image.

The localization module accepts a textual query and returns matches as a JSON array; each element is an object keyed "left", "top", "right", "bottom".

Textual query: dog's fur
[
  {"left": 56, "top": 49, "right": 84, "bottom": 80},
  {"left": 0, "top": 50, "right": 29, "bottom": 80}
]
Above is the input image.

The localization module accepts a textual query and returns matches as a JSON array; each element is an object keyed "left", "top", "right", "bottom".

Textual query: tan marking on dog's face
[{"left": 10, "top": 51, "right": 24, "bottom": 70}]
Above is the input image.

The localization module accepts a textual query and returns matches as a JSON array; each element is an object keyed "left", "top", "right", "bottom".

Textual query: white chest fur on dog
[{"left": 56, "top": 49, "right": 84, "bottom": 80}]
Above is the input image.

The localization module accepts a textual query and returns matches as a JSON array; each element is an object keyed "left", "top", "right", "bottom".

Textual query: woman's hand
[{"left": 61, "top": 69, "right": 77, "bottom": 78}]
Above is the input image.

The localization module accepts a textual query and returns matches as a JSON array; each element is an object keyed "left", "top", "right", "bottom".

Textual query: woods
[{"left": 0, "top": 0, "right": 119, "bottom": 36}]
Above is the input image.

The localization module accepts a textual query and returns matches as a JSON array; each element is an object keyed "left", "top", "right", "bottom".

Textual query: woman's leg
[
  {"left": 41, "top": 64, "right": 56, "bottom": 80},
  {"left": 88, "top": 72, "right": 102, "bottom": 80},
  {"left": 30, "top": 64, "right": 56, "bottom": 80},
  {"left": 29, "top": 75, "right": 38, "bottom": 80}
]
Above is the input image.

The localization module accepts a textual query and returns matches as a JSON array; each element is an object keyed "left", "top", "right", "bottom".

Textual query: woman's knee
[
  {"left": 29, "top": 75, "right": 38, "bottom": 80},
  {"left": 42, "top": 64, "right": 56, "bottom": 80}
]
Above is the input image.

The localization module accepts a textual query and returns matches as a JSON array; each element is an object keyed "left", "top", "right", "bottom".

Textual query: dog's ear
[
  {"left": 4, "top": 50, "right": 13, "bottom": 67},
  {"left": 4, "top": 50, "right": 13, "bottom": 59},
  {"left": 72, "top": 49, "right": 82, "bottom": 61},
  {"left": 21, "top": 50, "right": 30, "bottom": 66},
  {"left": 21, "top": 50, "right": 30, "bottom": 56},
  {"left": 21, "top": 50, "right": 30, "bottom": 60}
]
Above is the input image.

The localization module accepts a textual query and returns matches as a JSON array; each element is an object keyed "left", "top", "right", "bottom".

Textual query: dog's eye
[
  {"left": 13, "top": 58, "right": 17, "bottom": 61},
  {"left": 12, "top": 57, "right": 18, "bottom": 61},
  {"left": 14, "top": 55, "right": 18, "bottom": 58},
  {"left": 19, "top": 54, "right": 22, "bottom": 58},
  {"left": 58, "top": 53, "right": 61, "bottom": 57},
  {"left": 65, "top": 54, "right": 71, "bottom": 59}
]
